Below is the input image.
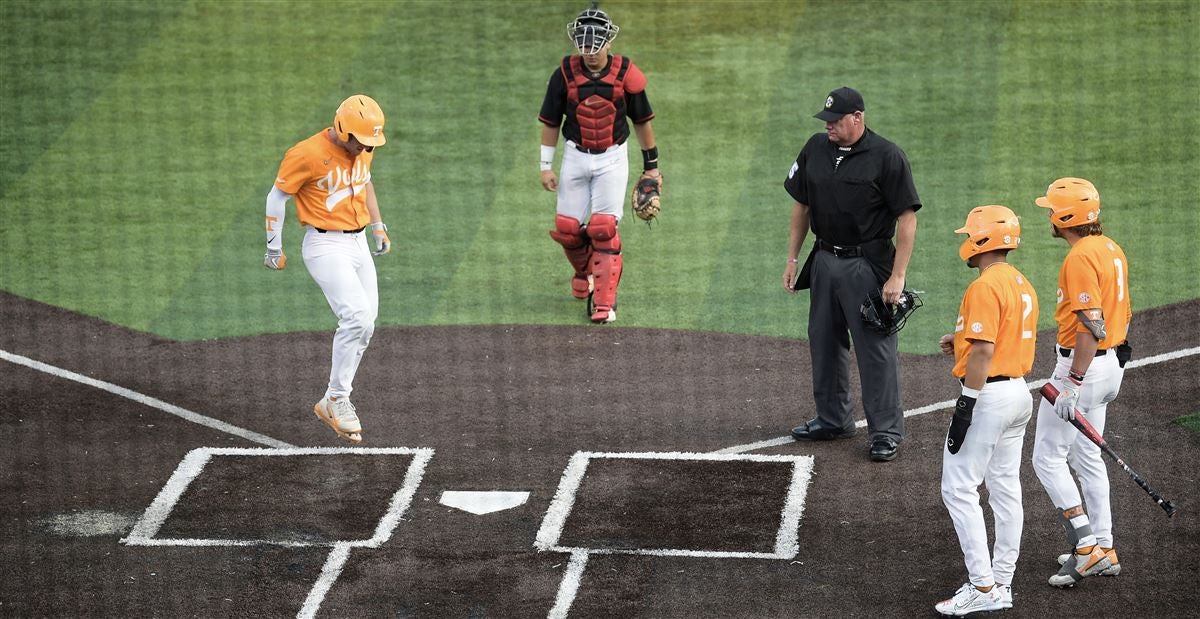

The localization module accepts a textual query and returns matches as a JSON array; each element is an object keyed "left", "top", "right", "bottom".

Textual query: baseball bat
[{"left": 1040, "top": 383, "right": 1178, "bottom": 518}]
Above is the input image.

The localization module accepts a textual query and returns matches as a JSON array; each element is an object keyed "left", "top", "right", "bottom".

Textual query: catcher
[{"left": 537, "top": 3, "right": 662, "bottom": 323}]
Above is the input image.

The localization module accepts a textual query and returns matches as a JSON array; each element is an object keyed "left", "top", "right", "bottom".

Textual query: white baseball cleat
[
  {"left": 994, "top": 583, "right": 1013, "bottom": 610},
  {"left": 1057, "top": 547, "right": 1120, "bottom": 576},
  {"left": 935, "top": 583, "right": 1005, "bottom": 616},
  {"left": 1049, "top": 545, "right": 1112, "bottom": 587},
  {"left": 314, "top": 396, "right": 362, "bottom": 443}
]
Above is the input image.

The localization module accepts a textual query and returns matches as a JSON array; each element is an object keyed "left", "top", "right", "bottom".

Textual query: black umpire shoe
[
  {"left": 791, "top": 419, "right": 857, "bottom": 441},
  {"left": 869, "top": 438, "right": 899, "bottom": 462}
]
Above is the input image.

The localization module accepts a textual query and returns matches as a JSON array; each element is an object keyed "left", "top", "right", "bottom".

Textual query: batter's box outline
[
  {"left": 535, "top": 451, "right": 815, "bottom": 560},
  {"left": 121, "top": 446, "right": 434, "bottom": 548}
]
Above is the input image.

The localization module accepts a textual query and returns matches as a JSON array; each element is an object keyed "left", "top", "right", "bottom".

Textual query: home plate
[{"left": 439, "top": 491, "right": 530, "bottom": 515}]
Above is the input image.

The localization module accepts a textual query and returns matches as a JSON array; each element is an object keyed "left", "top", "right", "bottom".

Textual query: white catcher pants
[
  {"left": 1033, "top": 347, "right": 1124, "bottom": 547},
  {"left": 556, "top": 140, "right": 628, "bottom": 225},
  {"left": 941, "top": 378, "right": 1032, "bottom": 588},
  {"left": 301, "top": 226, "right": 378, "bottom": 400}
]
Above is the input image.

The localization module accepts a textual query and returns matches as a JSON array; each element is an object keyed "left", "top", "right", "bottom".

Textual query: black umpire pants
[{"left": 806, "top": 249, "right": 903, "bottom": 443}]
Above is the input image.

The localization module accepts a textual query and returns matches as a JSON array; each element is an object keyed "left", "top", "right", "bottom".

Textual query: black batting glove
[{"left": 946, "top": 395, "right": 976, "bottom": 455}]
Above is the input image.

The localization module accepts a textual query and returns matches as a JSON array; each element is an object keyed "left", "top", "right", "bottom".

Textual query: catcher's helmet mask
[
  {"left": 860, "top": 288, "right": 923, "bottom": 336},
  {"left": 568, "top": 6, "right": 618, "bottom": 55}
]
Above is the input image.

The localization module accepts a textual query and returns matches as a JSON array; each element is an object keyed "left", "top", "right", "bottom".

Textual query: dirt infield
[{"left": 2, "top": 291, "right": 1197, "bottom": 617}]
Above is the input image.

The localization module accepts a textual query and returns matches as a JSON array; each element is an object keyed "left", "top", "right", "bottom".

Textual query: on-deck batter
[
  {"left": 936, "top": 205, "right": 1037, "bottom": 616},
  {"left": 1031, "top": 177, "right": 1131, "bottom": 587}
]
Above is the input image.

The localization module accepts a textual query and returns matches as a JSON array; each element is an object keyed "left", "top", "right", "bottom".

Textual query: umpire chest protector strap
[{"left": 563, "top": 55, "right": 630, "bottom": 150}]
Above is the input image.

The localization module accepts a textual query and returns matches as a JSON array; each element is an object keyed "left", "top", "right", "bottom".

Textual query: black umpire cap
[{"left": 815, "top": 86, "right": 865, "bottom": 121}]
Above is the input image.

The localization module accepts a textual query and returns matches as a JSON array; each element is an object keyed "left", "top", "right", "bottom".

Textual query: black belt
[
  {"left": 574, "top": 142, "right": 621, "bottom": 154},
  {"left": 961, "top": 376, "right": 1019, "bottom": 385},
  {"left": 816, "top": 239, "right": 863, "bottom": 258},
  {"left": 1058, "top": 346, "right": 1106, "bottom": 358},
  {"left": 314, "top": 226, "right": 365, "bottom": 234}
]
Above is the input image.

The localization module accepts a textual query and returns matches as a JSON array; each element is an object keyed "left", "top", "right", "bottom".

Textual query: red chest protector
[{"left": 563, "top": 55, "right": 631, "bottom": 150}]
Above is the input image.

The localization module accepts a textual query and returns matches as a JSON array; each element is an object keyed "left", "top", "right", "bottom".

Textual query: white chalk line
[
  {"left": 714, "top": 345, "right": 1200, "bottom": 455},
  {"left": 537, "top": 451, "right": 815, "bottom": 618},
  {"left": 0, "top": 349, "right": 293, "bottom": 449},
  {"left": 547, "top": 550, "right": 589, "bottom": 619},
  {"left": 774, "top": 457, "right": 815, "bottom": 557},
  {"left": 13, "top": 338, "right": 1194, "bottom": 615},
  {"left": 122, "top": 448, "right": 214, "bottom": 544},
  {"left": 296, "top": 444, "right": 432, "bottom": 619},
  {"left": 298, "top": 543, "right": 353, "bottom": 619},
  {"left": 534, "top": 452, "right": 592, "bottom": 552},
  {"left": 121, "top": 446, "right": 433, "bottom": 619}
]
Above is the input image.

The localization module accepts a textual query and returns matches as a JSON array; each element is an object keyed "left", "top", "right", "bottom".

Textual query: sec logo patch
[
  {"left": 971, "top": 322, "right": 984, "bottom": 334},
  {"left": 1078, "top": 292, "right": 1091, "bottom": 304}
]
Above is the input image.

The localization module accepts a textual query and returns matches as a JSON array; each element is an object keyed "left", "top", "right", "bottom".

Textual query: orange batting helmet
[
  {"left": 1035, "top": 177, "right": 1099, "bottom": 228},
  {"left": 955, "top": 204, "right": 1021, "bottom": 261},
  {"left": 334, "top": 95, "right": 386, "bottom": 147}
]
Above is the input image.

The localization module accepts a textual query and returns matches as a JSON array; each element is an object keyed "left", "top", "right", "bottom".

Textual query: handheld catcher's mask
[
  {"left": 568, "top": 7, "right": 618, "bottom": 55},
  {"left": 860, "top": 288, "right": 923, "bottom": 336}
]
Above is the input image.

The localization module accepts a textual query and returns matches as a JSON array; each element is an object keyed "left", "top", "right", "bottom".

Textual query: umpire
[{"left": 782, "top": 86, "right": 922, "bottom": 462}]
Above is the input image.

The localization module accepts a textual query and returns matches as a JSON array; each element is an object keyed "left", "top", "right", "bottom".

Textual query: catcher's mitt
[{"left": 631, "top": 176, "right": 661, "bottom": 222}]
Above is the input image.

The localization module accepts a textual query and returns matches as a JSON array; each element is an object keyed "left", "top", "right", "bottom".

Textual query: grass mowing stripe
[
  {"left": 628, "top": 4, "right": 800, "bottom": 331},
  {"left": 0, "top": 1, "right": 399, "bottom": 336},
  {"left": 432, "top": 3, "right": 800, "bottom": 328},
  {"left": 983, "top": 0, "right": 1199, "bottom": 334},
  {"left": 1, "top": 0, "right": 1196, "bottom": 345},
  {"left": 702, "top": 1, "right": 1014, "bottom": 344},
  {"left": 0, "top": 1, "right": 183, "bottom": 199}
]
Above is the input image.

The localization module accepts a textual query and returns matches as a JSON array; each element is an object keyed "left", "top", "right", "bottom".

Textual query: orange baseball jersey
[
  {"left": 952, "top": 262, "right": 1039, "bottom": 379},
  {"left": 1054, "top": 235, "right": 1131, "bottom": 349},
  {"left": 274, "top": 129, "right": 374, "bottom": 231}
]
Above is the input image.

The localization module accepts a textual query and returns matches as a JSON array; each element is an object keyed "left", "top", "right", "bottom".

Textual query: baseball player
[
  {"left": 935, "top": 205, "right": 1037, "bottom": 616},
  {"left": 1031, "top": 177, "right": 1131, "bottom": 587},
  {"left": 263, "top": 94, "right": 392, "bottom": 443},
  {"left": 538, "top": 4, "right": 661, "bottom": 323}
]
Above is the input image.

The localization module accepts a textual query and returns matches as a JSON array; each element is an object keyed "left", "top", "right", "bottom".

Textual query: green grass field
[{"left": 1, "top": 0, "right": 1197, "bottom": 353}]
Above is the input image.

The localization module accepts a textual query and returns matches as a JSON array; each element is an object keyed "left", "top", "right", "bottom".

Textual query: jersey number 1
[{"left": 1114, "top": 258, "right": 1126, "bottom": 302}]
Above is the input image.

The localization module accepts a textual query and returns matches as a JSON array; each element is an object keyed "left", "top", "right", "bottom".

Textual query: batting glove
[
  {"left": 264, "top": 247, "right": 287, "bottom": 270},
  {"left": 946, "top": 393, "right": 975, "bottom": 455},
  {"left": 370, "top": 222, "right": 391, "bottom": 256},
  {"left": 1053, "top": 375, "right": 1082, "bottom": 421}
]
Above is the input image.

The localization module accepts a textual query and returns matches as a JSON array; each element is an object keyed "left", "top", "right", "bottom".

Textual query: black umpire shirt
[{"left": 784, "top": 128, "right": 921, "bottom": 246}]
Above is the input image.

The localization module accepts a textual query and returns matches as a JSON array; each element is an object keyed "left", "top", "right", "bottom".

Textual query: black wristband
[{"left": 641, "top": 146, "right": 659, "bottom": 170}]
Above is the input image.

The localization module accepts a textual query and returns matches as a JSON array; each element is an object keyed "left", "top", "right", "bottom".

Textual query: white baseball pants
[
  {"left": 301, "top": 226, "right": 378, "bottom": 400},
  {"left": 556, "top": 140, "right": 628, "bottom": 224},
  {"left": 1033, "top": 347, "right": 1124, "bottom": 547},
  {"left": 941, "top": 378, "right": 1032, "bottom": 588}
]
